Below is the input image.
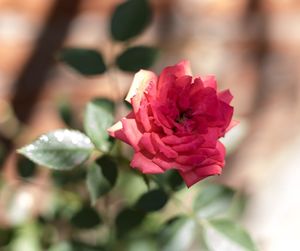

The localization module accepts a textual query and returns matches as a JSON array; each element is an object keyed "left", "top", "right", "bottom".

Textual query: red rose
[{"left": 108, "top": 61, "right": 236, "bottom": 187}]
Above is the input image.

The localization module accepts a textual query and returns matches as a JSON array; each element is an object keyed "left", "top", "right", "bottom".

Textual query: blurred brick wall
[{"left": 1, "top": 0, "right": 298, "bottom": 127}]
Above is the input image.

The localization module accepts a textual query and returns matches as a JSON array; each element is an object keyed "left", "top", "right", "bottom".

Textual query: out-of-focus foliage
[
  {"left": 86, "top": 155, "right": 118, "bottom": 205},
  {"left": 84, "top": 99, "right": 115, "bottom": 153},
  {"left": 58, "top": 48, "right": 106, "bottom": 76},
  {"left": 110, "top": 0, "right": 152, "bottom": 41},
  {"left": 116, "top": 46, "right": 159, "bottom": 72}
]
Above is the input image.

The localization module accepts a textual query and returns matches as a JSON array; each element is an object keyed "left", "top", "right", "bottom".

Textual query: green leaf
[
  {"left": 18, "top": 129, "right": 94, "bottom": 170},
  {"left": 0, "top": 227, "right": 15, "bottom": 247},
  {"left": 115, "top": 208, "right": 146, "bottom": 238},
  {"left": 52, "top": 167, "right": 86, "bottom": 187},
  {"left": 111, "top": 0, "right": 152, "bottom": 41},
  {"left": 10, "top": 223, "right": 41, "bottom": 251},
  {"left": 123, "top": 100, "right": 132, "bottom": 111},
  {"left": 194, "top": 184, "right": 235, "bottom": 218},
  {"left": 17, "top": 156, "right": 37, "bottom": 178},
  {"left": 71, "top": 241, "right": 105, "bottom": 251},
  {"left": 84, "top": 98, "right": 115, "bottom": 152},
  {"left": 206, "top": 219, "right": 257, "bottom": 251},
  {"left": 57, "top": 100, "right": 74, "bottom": 128},
  {"left": 71, "top": 206, "right": 102, "bottom": 229},
  {"left": 142, "top": 174, "right": 151, "bottom": 190},
  {"left": 126, "top": 238, "right": 157, "bottom": 251},
  {"left": 48, "top": 242, "right": 73, "bottom": 251},
  {"left": 166, "top": 170, "right": 184, "bottom": 191},
  {"left": 198, "top": 228, "right": 211, "bottom": 251},
  {"left": 156, "top": 170, "right": 184, "bottom": 191},
  {"left": 135, "top": 189, "right": 168, "bottom": 212},
  {"left": 116, "top": 46, "right": 159, "bottom": 72},
  {"left": 228, "top": 192, "right": 248, "bottom": 220},
  {"left": 0, "top": 142, "right": 7, "bottom": 166},
  {"left": 58, "top": 48, "right": 106, "bottom": 75},
  {"left": 159, "top": 217, "right": 196, "bottom": 251},
  {"left": 86, "top": 155, "right": 118, "bottom": 205},
  {"left": 159, "top": 216, "right": 188, "bottom": 247}
]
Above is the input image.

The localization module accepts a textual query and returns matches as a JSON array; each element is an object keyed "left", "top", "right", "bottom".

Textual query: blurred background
[{"left": 0, "top": 0, "right": 299, "bottom": 250}]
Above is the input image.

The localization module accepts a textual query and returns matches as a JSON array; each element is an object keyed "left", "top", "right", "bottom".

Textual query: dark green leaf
[
  {"left": 59, "top": 48, "right": 106, "bottom": 75},
  {"left": 115, "top": 208, "right": 146, "bottom": 238},
  {"left": 116, "top": 46, "right": 159, "bottom": 72},
  {"left": 57, "top": 100, "right": 74, "bottom": 128},
  {"left": 166, "top": 170, "right": 184, "bottom": 191},
  {"left": 207, "top": 219, "right": 257, "bottom": 251},
  {"left": 135, "top": 189, "right": 168, "bottom": 212},
  {"left": 71, "top": 206, "right": 102, "bottom": 229},
  {"left": 71, "top": 241, "right": 105, "bottom": 251},
  {"left": 0, "top": 142, "right": 7, "bottom": 166},
  {"left": 96, "top": 155, "right": 118, "bottom": 185},
  {"left": 156, "top": 170, "right": 184, "bottom": 191},
  {"left": 111, "top": 0, "right": 152, "bottom": 41},
  {"left": 123, "top": 99, "right": 132, "bottom": 110},
  {"left": 86, "top": 155, "right": 118, "bottom": 204},
  {"left": 0, "top": 228, "right": 15, "bottom": 247},
  {"left": 84, "top": 98, "right": 115, "bottom": 152},
  {"left": 52, "top": 167, "right": 86, "bottom": 187},
  {"left": 17, "top": 156, "right": 37, "bottom": 178},
  {"left": 142, "top": 174, "right": 151, "bottom": 190},
  {"left": 194, "top": 184, "right": 235, "bottom": 218},
  {"left": 18, "top": 130, "right": 94, "bottom": 170}
]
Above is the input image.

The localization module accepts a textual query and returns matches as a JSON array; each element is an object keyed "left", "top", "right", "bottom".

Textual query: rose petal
[
  {"left": 191, "top": 87, "right": 219, "bottom": 117},
  {"left": 175, "top": 75, "right": 192, "bottom": 89},
  {"left": 157, "top": 60, "right": 192, "bottom": 98},
  {"left": 157, "top": 74, "right": 177, "bottom": 102},
  {"left": 201, "top": 128, "right": 219, "bottom": 147},
  {"left": 218, "top": 89, "right": 233, "bottom": 104},
  {"left": 150, "top": 104, "right": 173, "bottom": 135},
  {"left": 216, "top": 141, "right": 226, "bottom": 160},
  {"left": 121, "top": 112, "right": 143, "bottom": 151},
  {"left": 218, "top": 102, "right": 234, "bottom": 135},
  {"left": 151, "top": 133, "right": 178, "bottom": 159},
  {"left": 125, "top": 70, "right": 157, "bottom": 103},
  {"left": 176, "top": 154, "right": 205, "bottom": 165},
  {"left": 225, "top": 119, "right": 239, "bottom": 133},
  {"left": 138, "top": 133, "right": 156, "bottom": 155},
  {"left": 179, "top": 164, "right": 222, "bottom": 187},
  {"left": 161, "top": 134, "right": 196, "bottom": 145},
  {"left": 152, "top": 153, "right": 188, "bottom": 171},
  {"left": 131, "top": 152, "right": 164, "bottom": 174},
  {"left": 152, "top": 155, "right": 174, "bottom": 170},
  {"left": 136, "top": 99, "right": 152, "bottom": 132},
  {"left": 160, "top": 60, "right": 192, "bottom": 81},
  {"left": 195, "top": 164, "right": 222, "bottom": 177},
  {"left": 107, "top": 121, "right": 129, "bottom": 144},
  {"left": 178, "top": 170, "right": 200, "bottom": 187},
  {"left": 202, "top": 75, "right": 217, "bottom": 89},
  {"left": 172, "top": 137, "right": 205, "bottom": 153}
]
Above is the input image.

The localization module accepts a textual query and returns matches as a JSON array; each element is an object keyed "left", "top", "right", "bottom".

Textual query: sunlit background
[{"left": 0, "top": 0, "right": 299, "bottom": 250}]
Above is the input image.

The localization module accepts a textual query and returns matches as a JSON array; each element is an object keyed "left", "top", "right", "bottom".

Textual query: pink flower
[{"left": 108, "top": 61, "right": 236, "bottom": 187}]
